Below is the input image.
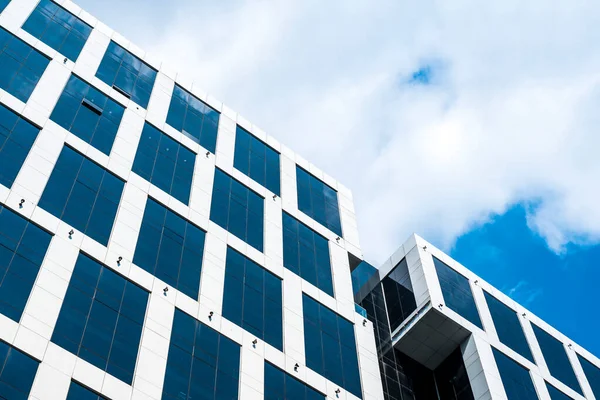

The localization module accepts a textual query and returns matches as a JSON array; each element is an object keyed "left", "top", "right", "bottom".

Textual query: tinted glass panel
[
  {"left": 0, "top": 27, "right": 50, "bottom": 102},
  {"left": 296, "top": 166, "right": 342, "bottom": 236},
  {"left": 0, "top": 205, "right": 52, "bottom": 322},
  {"left": 96, "top": 41, "right": 156, "bottom": 108},
  {"left": 484, "top": 292, "right": 534, "bottom": 363},
  {"left": 265, "top": 362, "right": 325, "bottom": 400},
  {"left": 166, "top": 84, "right": 219, "bottom": 153},
  {"left": 434, "top": 347, "right": 475, "bottom": 400},
  {"left": 433, "top": 257, "right": 482, "bottom": 329},
  {"left": 132, "top": 123, "right": 195, "bottom": 204},
  {"left": 222, "top": 247, "right": 283, "bottom": 350},
  {"left": 233, "top": 126, "right": 280, "bottom": 195},
  {"left": 282, "top": 212, "right": 333, "bottom": 296},
  {"left": 302, "top": 294, "right": 362, "bottom": 398},
  {"left": 52, "top": 253, "right": 149, "bottom": 384},
  {"left": 546, "top": 382, "right": 572, "bottom": 400},
  {"left": 381, "top": 258, "right": 416, "bottom": 332},
  {"left": 67, "top": 381, "right": 108, "bottom": 400},
  {"left": 0, "top": 1, "right": 9, "bottom": 13},
  {"left": 38, "top": 146, "right": 124, "bottom": 245},
  {"left": 133, "top": 198, "right": 205, "bottom": 299},
  {"left": 162, "top": 308, "right": 241, "bottom": 400},
  {"left": 22, "top": 0, "right": 92, "bottom": 61},
  {"left": 0, "top": 103, "right": 39, "bottom": 188},
  {"left": 209, "top": 169, "right": 264, "bottom": 252},
  {"left": 50, "top": 74, "right": 124, "bottom": 155},
  {"left": 577, "top": 354, "right": 600, "bottom": 398},
  {"left": 493, "top": 348, "right": 538, "bottom": 400},
  {"left": 0, "top": 340, "right": 39, "bottom": 400},
  {"left": 532, "top": 324, "right": 582, "bottom": 395}
]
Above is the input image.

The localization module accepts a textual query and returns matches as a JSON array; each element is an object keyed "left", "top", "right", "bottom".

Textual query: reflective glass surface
[
  {"left": 22, "top": 0, "right": 91, "bottom": 61},
  {"left": 532, "top": 324, "right": 582, "bottom": 395},
  {"left": 546, "top": 382, "right": 573, "bottom": 400},
  {"left": 282, "top": 212, "right": 333, "bottom": 296},
  {"left": 66, "top": 381, "right": 108, "bottom": 400},
  {"left": 0, "top": 103, "right": 39, "bottom": 188},
  {"left": 303, "top": 294, "right": 362, "bottom": 398},
  {"left": 166, "top": 84, "right": 219, "bottom": 153},
  {"left": 210, "top": 168, "right": 264, "bottom": 251},
  {"left": 52, "top": 253, "right": 148, "bottom": 384},
  {"left": 233, "top": 125, "right": 280, "bottom": 195},
  {"left": 162, "top": 308, "right": 241, "bottom": 400},
  {"left": 0, "top": 205, "right": 51, "bottom": 322},
  {"left": 433, "top": 257, "right": 482, "bottom": 329},
  {"left": 493, "top": 348, "right": 538, "bottom": 400},
  {"left": 96, "top": 41, "right": 156, "bottom": 108},
  {"left": 50, "top": 74, "right": 124, "bottom": 155},
  {"left": 265, "top": 361, "right": 325, "bottom": 400},
  {"left": 0, "top": 0, "right": 9, "bottom": 13},
  {"left": 577, "top": 354, "right": 600, "bottom": 398},
  {"left": 39, "top": 146, "right": 124, "bottom": 245},
  {"left": 296, "top": 166, "right": 342, "bottom": 236},
  {"left": 0, "top": 340, "right": 39, "bottom": 400},
  {"left": 133, "top": 198, "right": 205, "bottom": 299},
  {"left": 382, "top": 258, "right": 417, "bottom": 332},
  {"left": 484, "top": 292, "right": 534, "bottom": 363},
  {"left": 0, "top": 27, "right": 49, "bottom": 102},
  {"left": 435, "top": 347, "right": 475, "bottom": 400},
  {"left": 222, "top": 247, "right": 283, "bottom": 350},
  {"left": 132, "top": 123, "right": 195, "bottom": 205}
]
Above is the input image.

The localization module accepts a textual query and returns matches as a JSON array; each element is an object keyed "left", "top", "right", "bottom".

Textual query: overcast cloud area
[{"left": 77, "top": 0, "right": 600, "bottom": 264}]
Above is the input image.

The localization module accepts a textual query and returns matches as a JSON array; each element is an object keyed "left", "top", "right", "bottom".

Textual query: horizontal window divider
[{"left": 81, "top": 98, "right": 103, "bottom": 115}]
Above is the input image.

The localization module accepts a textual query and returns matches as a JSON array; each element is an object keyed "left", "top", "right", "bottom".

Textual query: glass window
[
  {"left": 0, "top": 103, "right": 40, "bottom": 188},
  {"left": 233, "top": 126, "right": 280, "bottom": 195},
  {"left": 163, "top": 308, "right": 241, "bottom": 400},
  {"left": 265, "top": 361, "right": 325, "bottom": 400},
  {"left": 433, "top": 257, "right": 483, "bottom": 329},
  {"left": 38, "top": 146, "right": 124, "bottom": 246},
  {"left": 484, "top": 292, "right": 534, "bottom": 363},
  {"left": 0, "top": 1, "right": 9, "bottom": 13},
  {"left": 531, "top": 324, "right": 582, "bottom": 395},
  {"left": 22, "top": 0, "right": 92, "bottom": 61},
  {"left": 302, "top": 294, "right": 362, "bottom": 398},
  {"left": 66, "top": 381, "right": 108, "bottom": 400},
  {"left": 434, "top": 347, "right": 475, "bottom": 400},
  {"left": 209, "top": 168, "right": 264, "bottom": 252},
  {"left": 166, "top": 84, "right": 220, "bottom": 153},
  {"left": 577, "top": 354, "right": 600, "bottom": 398},
  {"left": 282, "top": 212, "right": 333, "bottom": 297},
  {"left": 0, "top": 205, "right": 51, "bottom": 322},
  {"left": 52, "top": 253, "right": 149, "bottom": 384},
  {"left": 0, "top": 27, "right": 50, "bottom": 102},
  {"left": 133, "top": 198, "right": 205, "bottom": 299},
  {"left": 50, "top": 74, "right": 125, "bottom": 155},
  {"left": 493, "top": 348, "right": 538, "bottom": 400},
  {"left": 222, "top": 247, "right": 282, "bottom": 351},
  {"left": 382, "top": 258, "right": 417, "bottom": 332},
  {"left": 546, "top": 382, "right": 573, "bottom": 400},
  {"left": 296, "top": 166, "right": 342, "bottom": 237},
  {"left": 0, "top": 340, "right": 39, "bottom": 400},
  {"left": 95, "top": 41, "right": 156, "bottom": 108},
  {"left": 132, "top": 123, "right": 195, "bottom": 205}
]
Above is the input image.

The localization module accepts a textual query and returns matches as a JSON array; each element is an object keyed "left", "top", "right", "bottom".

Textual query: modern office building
[{"left": 0, "top": 0, "right": 598, "bottom": 400}]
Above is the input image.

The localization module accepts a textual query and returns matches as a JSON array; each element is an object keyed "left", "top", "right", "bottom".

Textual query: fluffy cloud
[{"left": 78, "top": 0, "right": 600, "bottom": 262}]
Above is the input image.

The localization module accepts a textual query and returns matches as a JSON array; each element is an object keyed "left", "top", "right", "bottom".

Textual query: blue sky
[{"left": 75, "top": 0, "right": 600, "bottom": 356}]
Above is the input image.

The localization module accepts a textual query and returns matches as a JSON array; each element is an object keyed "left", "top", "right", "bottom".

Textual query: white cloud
[{"left": 78, "top": 0, "right": 600, "bottom": 263}]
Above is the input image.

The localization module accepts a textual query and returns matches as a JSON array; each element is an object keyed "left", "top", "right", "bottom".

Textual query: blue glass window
[
  {"left": 0, "top": 205, "right": 51, "bottom": 322},
  {"left": 532, "top": 324, "right": 582, "bottom": 395},
  {"left": 0, "top": 27, "right": 50, "bottom": 102},
  {"left": 210, "top": 169, "right": 264, "bottom": 251},
  {"left": 382, "top": 258, "right": 417, "bottom": 332},
  {"left": 0, "top": 340, "right": 39, "bottom": 400},
  {"left": 0, "top": 103, "right": 39, "bottom": 188},
  {"left": 233, "top": 126, "right": 280, "bottom": 195},
  {"left": 433, "top": 257, "right": 483, "bottom": 329},
  {"left": 577, "top": 354, "right": 600, "bottom": 398},
  {"left": 492, "top": 348, "right": 537, "bottom": 400},
  {"left": 283, "top": 212, "right": 333, "bottom": 296},
  {"left": 546, "top": 382, "right": 572, "bottom": 400},
  {"left": 296, "top": 166, "right": 342, "bottom": 237},
  {"left": 0, "top": 1, "right": 9, "bottom": 13},
  {"left": 50, "top": 74, "right": 125, "bottom": 155},
  {"left": 484, "top": 292, "right": 534, "bottom": 363},
  {"left": 163, "top": 308, "right": 241, "bottom": 400},
  {"left": 132, "top": 123, "right": 195, "bottom": 205},
  {"left": 222, "top": 247, "right": 283, "bottom": 350},
  {"left": 302, "top": 294, "right": 362, "bottom": 398},
  {"left": 265, "top": 362, "right": 325, "bottom": 400},
  {"left": 52, "top": 253, "right": 148, "bottom": 384},
  {"left": 22, "top": 0, "right": 92, "bottom": 61},
  {"left": 96, "top": 41, "right": 156, "bottom": 108},
  {"left": 166, "top": 84, "right": 219, "bottom": 153},
  {"left": 133, "top": 198, "right": 205, "bottom": 299},
  {"left": 67, "top": 381, "right": 108, "bottom": 400},
  {"left": 39, "top": 146, "right": 124, "bottom": 246}
]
